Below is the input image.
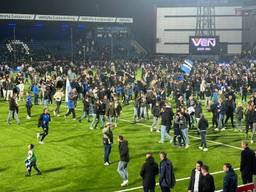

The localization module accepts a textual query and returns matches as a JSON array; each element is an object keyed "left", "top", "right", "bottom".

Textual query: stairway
[{"left": 130, "top": 40, "right": 148, "bottom": 55}]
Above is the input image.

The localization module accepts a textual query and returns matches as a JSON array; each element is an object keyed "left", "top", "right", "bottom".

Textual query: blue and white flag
[
  {"left": 180, "top": 59, "right": 193, "bottom": 74},
  {"left": 177, "top": 74, "right": 185, "bottom": 81},
  {"left": 65, "top": 77, "right": 72, "bottom": 103}
]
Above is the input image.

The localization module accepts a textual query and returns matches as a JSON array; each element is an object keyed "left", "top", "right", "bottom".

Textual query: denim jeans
[
  {"left": 104, "top": 144, "right": 112, "bottom": 163},
  {"left": 43, "top": 99, "right": 49, "bottom": 108},
  {"left": 160, "top": 125, "right": 172, "bottom": 142},
  {"left": 99, "top": 115, "right": 105, "bottom": 128},
  {"left": 140, "top": 106, "right": 146, "bottom": 118},
  {"left": 90, "top": 113, "right": 98, "bottom": 128},
  {"left": 181, "top": 128, "right": 189, "bottom": 145},
  {"left": 7, "top": 110, "right": 20, "bottom": 124},
  {"left": 34, "top": 94, "right": 39, "bottom": 105},
  {"left": 218, "top": 113, "right": 224, "bottom": 129},
  {"left": 152, "top": 116, "right": 160, "bottom": 130},
  {"left": 200, "top": 131, "right": 207, "bottom": 148},
  {"left": 117, "top": 161, "right": 128, "bottom": 181},
  {"left": 80, "top": 111, "right": 89, "bottom": 121},
  {"left": 108, "top": 116, "right": 113, "bottom": 124}
]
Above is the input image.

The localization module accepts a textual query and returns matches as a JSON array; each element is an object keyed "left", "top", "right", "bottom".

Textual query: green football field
[{"left": 0, "top": 95, "right": 251, "bottom": 192}]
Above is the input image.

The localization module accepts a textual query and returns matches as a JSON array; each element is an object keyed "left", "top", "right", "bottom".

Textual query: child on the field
[{"left": 25, "top": 144, "right": 41, "bottom": 176}]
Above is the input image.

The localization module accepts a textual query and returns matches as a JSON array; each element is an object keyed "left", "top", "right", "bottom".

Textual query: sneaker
[
  {"left": 36, "top": 172, "right": 42, "bottom": 175},
  {"left": 53, "top": 111, "right": 56, "bottom": 116},
  {"left": 104, "top": 162, "right": 110, "bottom": 166},
  {"left": 199, "top": 146, "right": 203, "bottom": 150},
  {"left": 156, "top": 130, "right": 160, "bottom": 133},
  {"left": 89, "top": 127, "right": 94, "bottom": 130},
  {"left": 37, "top": 133, "right": 40, "bottom": 141},
  {"left": 121, "top": 180, "right": 128, "bottom": 187},
  {"left": 39, "top": 141, "right": 44, "bottom": 144},
  {"left": 27, "top": 115, "right": 31, "bottom": 120},
  {"left": 214, "top": 128, "right": 219, "bottom": 131},
  {"left": 78, "top": 119, "right": 82, "bottom": 123},
  {"left": 203, "top": 148, "right": 208, "bottom": 152},
  {"left": 150, "top": 128, "right": 153, "bottom": 132},
  {"left": 115, "top": 123, "right": 117, "bottom": 128},
  {"left": 221, "top": 128, "right": 226, "bottom": 131},
  {"left": 25, "top": 173, "right": 31, "bottom": 177},
  {"left": 57, "top": 114, "right": 60, "bottom": 117},
  {"left": 251, "top": 140, "right": 254, "bottom": 144},
  {"left": 158, "top": 141, "right": 164, "bottom": 144},
  {"left": 185, "top": 145, "right": 189, "bottom": 149},
  {"left": 73, "top": 118, "right": 76, "bottom": 120},
  {"left": 169, "top": 139, "right": 173, "bottom": 144}
]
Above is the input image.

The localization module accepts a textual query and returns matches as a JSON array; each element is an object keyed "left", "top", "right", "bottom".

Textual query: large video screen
[{"left": 189, "top": 36, "right": 220, "bottom": 55}]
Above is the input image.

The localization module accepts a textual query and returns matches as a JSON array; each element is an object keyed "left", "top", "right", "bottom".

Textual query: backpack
[{"left": 165, "top": 161, "right": 176, "bottom": 188}]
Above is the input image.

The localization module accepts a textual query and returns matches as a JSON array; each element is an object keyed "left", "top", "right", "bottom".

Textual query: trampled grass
[{"left": 0, "top": 97, "right": 251, "bottom": 192}]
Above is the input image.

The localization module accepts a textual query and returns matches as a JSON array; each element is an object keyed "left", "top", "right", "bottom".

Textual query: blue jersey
[
  {"left": 39, "top": 113, "right": 51, "bottom": 128},
  {"left": 67, "top": 99, "right": 75, "bottom": 109},
  {"left": 32, "top": 85, "right": 38, "bottom": 95}
]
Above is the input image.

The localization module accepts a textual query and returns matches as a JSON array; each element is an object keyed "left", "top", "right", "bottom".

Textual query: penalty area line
[
  {"left": 114, "top": 167, "right": 239, "bottom": 192},
  {"left": 119, "top": 119, "right": 241, "bottom": 151}
]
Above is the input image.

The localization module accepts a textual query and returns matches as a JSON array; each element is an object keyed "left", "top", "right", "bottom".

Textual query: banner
[
  {"left": 0, "top": 13, "right": 34, "bottom": 20},
  {"left": 0, "top": 13, "right": 133, "bottom": 23},
  {"left": 116, "top": 17, "right": 133, "bottom": 23},
  {"left": 236, "top": 183, "right": 255, "bottom": 192},
  {"left": 79, "top": 16, "right": 116, "bottom": 23},
  {"left": 35, "top": 15, "right": 78, "bottom": 22},
  {"left": 65, "top": 77, "right": 71, "bottom": 103}
]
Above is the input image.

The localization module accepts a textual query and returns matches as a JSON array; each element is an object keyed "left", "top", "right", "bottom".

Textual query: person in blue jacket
[
  {"left": 223, "top": 163, "right": 237, "bottom": 192},
  {"left": 159, "top": 152, "right": 175, "bottom": 192}
]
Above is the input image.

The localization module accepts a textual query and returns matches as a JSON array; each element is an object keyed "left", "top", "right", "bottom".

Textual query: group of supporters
[{"left": 1, "top": 56, "right": 256, "bottom": 191}]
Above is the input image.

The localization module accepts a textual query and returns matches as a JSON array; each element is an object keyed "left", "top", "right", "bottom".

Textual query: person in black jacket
[
  {"left": 199, "top": 165, "right": 215, "bottom": 192},
  {"left": 151, "top": 102, "right": 161, "bottom": 132},
  {"left": 165, "top": 105, "right": 174, "bottom": 133},
  {"left": 102, "top": 123, "right": 113, "bottom": 166},
  {"left": 37, "top": 108, "right": 51, "bottom": 144},
  {"left": 198, "top": 114, "right": 208, "bottom": 152},
  {"left": 98, "top": 99, "right": 106, "bottom": 128},
  {"left": 240, "top": 140, "right": 256, "bottom": 184},
  {"left": 117, "top": 135, "right": 129, "bottom": 187},
  {"left": 223, "top": 163, "right": 237, "bottom": 192},
  {"left": 79, "top": 96, "right": 90, "bottom": 123},
  {"left": 224, "top": 95, "right": 235, "bottom": 128},
  {"left": 245, "top": 104, "right": 254, "bottom": 140},
  {"left": 159, "top": 106, "right": 173, "bottom": 144},
  {"left": 140, "top": 152, "right": 159, "bottom": 192},
  {"left": 188, "top": 160, "right": 203, "bottom": 192}
]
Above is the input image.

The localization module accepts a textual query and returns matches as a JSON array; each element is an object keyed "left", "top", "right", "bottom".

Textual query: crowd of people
[{"left": 1, "top": 55, "right": 256, "bottom": 191}]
